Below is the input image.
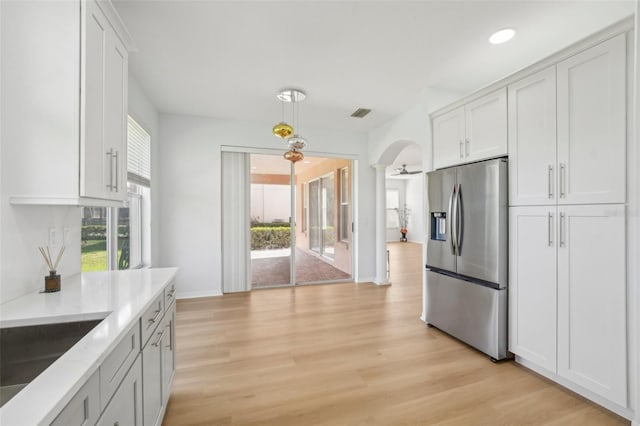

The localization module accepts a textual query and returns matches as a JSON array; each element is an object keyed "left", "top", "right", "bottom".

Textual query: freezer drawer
[{"left": 425, "top": 270, "right": 507, "bottom": 360}]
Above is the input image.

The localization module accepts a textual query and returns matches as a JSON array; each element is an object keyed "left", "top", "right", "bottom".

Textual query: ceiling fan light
[{"left": 272, "top": 122, "right": 294, "bottom": 139}]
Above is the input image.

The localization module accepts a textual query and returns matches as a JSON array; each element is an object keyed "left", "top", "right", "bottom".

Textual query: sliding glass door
[
  {"left": 250, "top": 154, "right": 293, "bottom": 289},
  {"left": 308, "top": 173, "right": 335, "bottom": 259},
  {"left": 242, "top": 153, "right": 353, "bottom": 289}
]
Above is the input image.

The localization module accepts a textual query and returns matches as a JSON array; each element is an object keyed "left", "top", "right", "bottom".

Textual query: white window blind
[{"left": 127, "top": 116, "right": 151, "bottom": 187}]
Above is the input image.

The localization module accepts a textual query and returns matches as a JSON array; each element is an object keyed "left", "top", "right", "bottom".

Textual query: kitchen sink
[{"left": 0, "top": 319, "right": 103, "bottom": 407}]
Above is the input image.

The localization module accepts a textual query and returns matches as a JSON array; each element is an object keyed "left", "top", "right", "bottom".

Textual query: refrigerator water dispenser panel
[{"left": 431, "top": 212, "right": 447, "bottom": 241}]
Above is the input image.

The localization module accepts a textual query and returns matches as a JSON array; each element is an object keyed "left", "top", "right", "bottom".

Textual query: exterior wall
[{"left": 295, "top": 157, "right": 352, "bottom": 275}]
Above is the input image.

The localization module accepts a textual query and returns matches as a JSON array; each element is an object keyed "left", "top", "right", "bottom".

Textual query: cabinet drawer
[
  {"left": 100, "top": 321, "right": 140, "bottom": 409},
  {"left": 164, "top": 280, "right": 176, "bottom": 307},
  {"left": 141, "top": 293, "right": 165, "bottom": 346},
  {"left": 50, "top": 370, "right": 99, "bottom": 426}
]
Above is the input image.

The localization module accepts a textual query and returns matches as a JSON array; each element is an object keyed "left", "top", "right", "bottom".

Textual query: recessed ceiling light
[
  {"left": 489, "top": 28, "right": 516, "bottom": 45},
  {"left": 303, "top": 161, "right": 311, "bottom": 164}
]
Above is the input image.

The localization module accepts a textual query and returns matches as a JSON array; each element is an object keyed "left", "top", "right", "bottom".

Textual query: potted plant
[{"left": 396, "top": 205, "right": 410, "bottom": 242}]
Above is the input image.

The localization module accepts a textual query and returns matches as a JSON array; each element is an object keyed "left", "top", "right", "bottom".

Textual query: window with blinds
[{"left": 127, "top": 116, "right": 151, "bottom": 187}]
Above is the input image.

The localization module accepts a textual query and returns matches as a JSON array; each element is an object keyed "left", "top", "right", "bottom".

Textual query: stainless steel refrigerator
[{"left": 425, "top": 157, "right": 508, "bottom": 360}]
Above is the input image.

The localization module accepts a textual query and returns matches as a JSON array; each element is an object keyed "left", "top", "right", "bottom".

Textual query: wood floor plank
[{"left": 163, "top": 242, "right": 628, "bottom": 425}]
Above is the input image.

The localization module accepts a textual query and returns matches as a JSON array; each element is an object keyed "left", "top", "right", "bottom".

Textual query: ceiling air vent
[{"left": 350, "top": 108, "right": 371, "bottom": 118}]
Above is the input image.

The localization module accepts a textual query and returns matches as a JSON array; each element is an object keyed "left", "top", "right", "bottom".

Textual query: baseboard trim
[
  {"left": 355, "top": 276, "right": 375, "bottom": 283},
  {"left": 515, "top": 356, "right": 634, "bottom": 420},
  {"left": 373, "top": 280, "right": 392, "bottom": 286},
  {"left": 176, "top": 290, "right": 223, "bottom": 299}
]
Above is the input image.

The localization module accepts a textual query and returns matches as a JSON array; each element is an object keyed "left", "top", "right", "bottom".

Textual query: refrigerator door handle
[
  {"left": 456, "top": 184, "right": 463, "bottom": 256},
  {"left": 448, "top": 185, "right": 456, "bottom": 255}
]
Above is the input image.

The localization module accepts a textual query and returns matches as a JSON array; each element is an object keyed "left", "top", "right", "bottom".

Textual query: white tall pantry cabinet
[
  {"left": 3, "top": 0, "right": 132, "bottom": 206},
  {"left": 508, "top": 30, "right": 630, "bottom": 412}
]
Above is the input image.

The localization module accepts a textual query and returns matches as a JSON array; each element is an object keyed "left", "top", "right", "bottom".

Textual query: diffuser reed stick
[{"left": 38, "top": 246, "right": 65, "bottom": 272}]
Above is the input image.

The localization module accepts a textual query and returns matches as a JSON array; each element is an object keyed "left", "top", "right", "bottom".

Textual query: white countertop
[{"left": 0, "top": 267, "right": 178, "bottom": 426}]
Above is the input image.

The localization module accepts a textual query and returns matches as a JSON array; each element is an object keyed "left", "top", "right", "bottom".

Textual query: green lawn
[
  {"left": 81, "top": 240, "right": 122, "bottom": 272},
  {"left": 81, "top": 240, "right": 107, "bottom": 272}
]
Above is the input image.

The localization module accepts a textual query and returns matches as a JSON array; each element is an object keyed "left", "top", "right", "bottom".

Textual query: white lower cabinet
[
  {"left": 509, "top": 204, "right": 627, "bottom": 407},
  {"left": 162, "top": 303, "right": 176, "bottom": 399},
  {"left": 509, "top": 206, "right": 557, "bottom": 372},
  {"left": 97, "top": 356, "right": 143, "bottom": 426},
  {"left": 50, "top": 371, "right": 100, "bottom": 426},
  {"left": 142, "top": 301, "right": 176, "bottom": 426},
  {"left": 142, "top": 330, "right": 164, "bottom": 426},
  {"left": 557, "top": 204, "right": 627, "bottom": 406}
]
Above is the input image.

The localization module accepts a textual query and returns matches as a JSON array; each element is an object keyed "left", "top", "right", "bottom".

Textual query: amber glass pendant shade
[
  {"left": 272, "top": 122, "right": 294, "bottom": 139},
  {"left": 284, "top": 149, "right": 304, "bottom": 163}
]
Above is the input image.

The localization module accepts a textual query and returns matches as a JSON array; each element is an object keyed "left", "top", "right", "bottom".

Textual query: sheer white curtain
[{"left": 221, "top": 151, "right": 251, "bottom": 292}]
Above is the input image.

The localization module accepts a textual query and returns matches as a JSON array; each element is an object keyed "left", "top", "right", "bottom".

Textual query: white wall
[
  {"left": 634, "top": 3, "right": 640, "bottom": 424},
  {"left": 157, "top": 114, "right": 374, "bottom": 298},
  {"left": 250, "top": 184, "right": 290, "bottom": 223},
  {"left": 0, "top": 1, "right": 81, "bottom": 303},
  {"left": 128, "top": 74, "right": 159, "bottom": 267}
]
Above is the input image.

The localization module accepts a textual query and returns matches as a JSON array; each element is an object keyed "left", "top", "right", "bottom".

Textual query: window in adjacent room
[
  {"left": 386, "top": 188, "right": 400, "bottom": 228},
  {"left": 339, "top": 167, "right": 349, "bottom": 242}
]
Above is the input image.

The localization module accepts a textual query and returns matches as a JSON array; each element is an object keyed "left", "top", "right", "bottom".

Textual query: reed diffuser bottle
[{"left": 39, "top": 246, "right": 65, "bottom": 293}]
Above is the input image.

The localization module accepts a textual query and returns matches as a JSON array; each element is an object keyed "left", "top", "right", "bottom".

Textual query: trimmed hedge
[
  {"left": 81, "top": 225, "right": 129, "bottom": 240},
  {"left": 251, "top": 222, "right": 290, "bottom": 228},
  {"left": 251, "top": 226, "right": 290, "bottom": 250}
]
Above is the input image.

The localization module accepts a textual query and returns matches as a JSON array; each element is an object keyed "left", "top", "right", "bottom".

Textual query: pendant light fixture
[
  {"left": 272, "top": 96, "right": 293, "bottom": 138},
  {"left": 274, "top": 88, "right": 308, "bottom": 163}
]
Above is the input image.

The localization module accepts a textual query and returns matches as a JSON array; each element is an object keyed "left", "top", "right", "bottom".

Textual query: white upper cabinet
[
  {"left": 557, "top": 204, "right": 627, "bottom": 406},
  {"left": 432, "top": 107, "right": 465, "bottom": 169},
  {"left": 556, "top": 34, "right": 626, "bottom": 205},
  {"left": 464, "top": 88, "right": 508, "bottom": 163},
  {"left": 433, "top": 88, "right": 507, "bottom": 170},
  {"left": 5, "top": 0, "right": 131, "bottom": 206},
  {"left": 508, "top": 67, "right": 557, "bottom": 206}
]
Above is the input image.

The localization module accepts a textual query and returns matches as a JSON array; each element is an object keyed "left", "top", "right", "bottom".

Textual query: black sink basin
[{"left": 0, "top": 319, "right": 102, "bottom": 407}]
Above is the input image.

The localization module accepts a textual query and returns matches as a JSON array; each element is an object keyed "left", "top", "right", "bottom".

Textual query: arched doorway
[{"left": 372, "top": 140, "right": 424, "bottom": 285}]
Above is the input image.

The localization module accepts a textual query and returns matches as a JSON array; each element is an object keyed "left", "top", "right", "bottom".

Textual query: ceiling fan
[{"left": 391, "top": 164, "right": 422, "bottom": 176}]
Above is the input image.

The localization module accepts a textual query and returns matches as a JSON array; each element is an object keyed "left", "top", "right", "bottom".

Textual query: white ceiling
[{"left": 114, "top": 0, "right": 634, "bottom": 136}]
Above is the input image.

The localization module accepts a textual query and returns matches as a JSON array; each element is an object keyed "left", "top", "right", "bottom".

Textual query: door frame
[{"left": 221, "top": 145, "right": 357, "bottom": 288}]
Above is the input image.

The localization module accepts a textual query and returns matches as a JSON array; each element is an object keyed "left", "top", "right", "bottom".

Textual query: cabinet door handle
[
  {"left": 559, "top": 212, "right": 566, "bottom": 247},
  {"left": 113, "top": 150, "right": 119, "bottom": 192},
  {"left": 548, "top": 212, "right": 553, "bottom": 247},
  {"left": 166, "top": 323, "right": 173, "bottom": 350},
  {"left": 152, "top": 327, "right": 167, "bottom": 347},
  {"left": 465, "top": 138, "right": 470, "bottom": 157},
  {"left": 548, "top": 165, "right": 554, "bottom": 199},
  {"left": 148, "top": 307, "right": 163, "bottom": 325},
  {"left": 459, "top": 140, "right": 464, "bottom": 158},
  {"left": 105, "top": 149, "right": 114, "bottom": 190},
  {"left": 559, "top": 163, "right": 566, "bottom": 198}
]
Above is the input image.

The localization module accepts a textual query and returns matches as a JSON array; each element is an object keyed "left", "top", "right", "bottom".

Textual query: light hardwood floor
[{"left": 164, "top": 242, "right": 628, "bottom": 425}]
